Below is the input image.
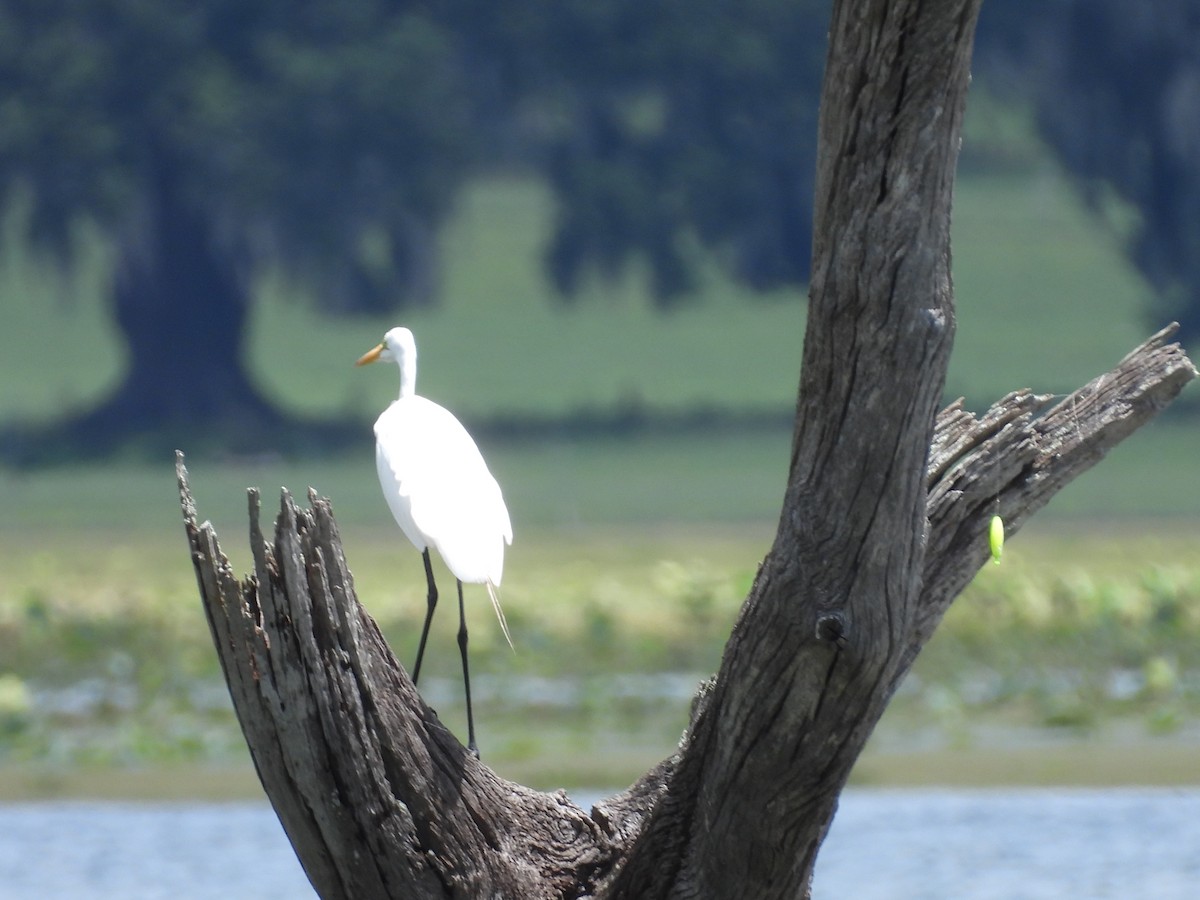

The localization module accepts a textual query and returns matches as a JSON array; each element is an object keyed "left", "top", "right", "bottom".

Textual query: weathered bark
[{"left": 178, "top": 0, "right": 1196, "bottom": 897}]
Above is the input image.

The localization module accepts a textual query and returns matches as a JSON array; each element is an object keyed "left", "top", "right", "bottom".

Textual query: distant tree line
[
  {"left": 0, "top": 0, "right": 1195, "bottom": 452},
  {"left": 976, "top": 1, "right": 1200, "bottom": 349}
]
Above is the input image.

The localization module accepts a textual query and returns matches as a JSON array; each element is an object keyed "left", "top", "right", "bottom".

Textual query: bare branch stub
[{"left": 912, "top": 324, "right": 1196, "bottom": 664}]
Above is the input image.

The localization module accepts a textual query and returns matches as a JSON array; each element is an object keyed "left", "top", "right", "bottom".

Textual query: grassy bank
[{"left": 1, "top": 508, "right": 1198, "bottom": 793}]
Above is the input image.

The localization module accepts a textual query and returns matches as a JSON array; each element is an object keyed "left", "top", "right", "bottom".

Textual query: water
[
  {"left": 0, "top": 788, "right": 1197, "bottom": 898},
  {"left": 817, "top": 788, "right": 1200, "bottom": 898},
  {"left": 0, "top": 802, "right": 314, "bottom": 899}
]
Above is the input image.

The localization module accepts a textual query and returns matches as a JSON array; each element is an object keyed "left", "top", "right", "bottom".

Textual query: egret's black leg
[
  {"left": 456, "top": 580, "right": 479, "bottom": 757},
  {"left": 412, "top": 549, "right": 438, "bottom": 685}
]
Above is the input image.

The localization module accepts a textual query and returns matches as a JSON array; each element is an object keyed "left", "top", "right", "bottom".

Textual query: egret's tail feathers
[{"left": 486, "top": 580, "right": 515, "bottom": 651}]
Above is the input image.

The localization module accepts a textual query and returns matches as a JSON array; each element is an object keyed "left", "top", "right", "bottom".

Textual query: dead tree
[{"left": 178, "top": 2, "right": 1194, "bottom": 898}]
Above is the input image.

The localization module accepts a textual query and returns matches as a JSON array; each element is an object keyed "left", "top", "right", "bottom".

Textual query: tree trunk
[
  {"left": 72, "top": 155, "right": 281, "bottom": 450},
  {"left": 176, "top": 327, "right": 1193, "bottom": 899},
  {"left": 177, "top": 0, "right": 1197, "bottom": 897},
  {"left": 605, "top": 4, "right": 979, "bottom": 893}
]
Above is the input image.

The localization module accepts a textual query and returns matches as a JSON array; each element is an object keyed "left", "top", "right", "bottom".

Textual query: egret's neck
[{"left": 397, "top": 355, "right": 417, "bottom": 399}]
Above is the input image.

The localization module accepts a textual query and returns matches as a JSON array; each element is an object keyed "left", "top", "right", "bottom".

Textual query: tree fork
[
  {"left": 178, "top": 0, "right": 1195, "bottom": 895},
  {"left": 177, "top": 327, "right": 1192, "bottom": 898}
]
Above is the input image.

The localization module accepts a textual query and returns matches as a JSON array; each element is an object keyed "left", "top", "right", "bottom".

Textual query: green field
[
  {"left": 2, "top": 157, "right": 1196, "bottom": 526},
  {"left": 0, "top": 148, "right": 1179, "bottom": 425},
  {"left": 1, "top": 100, "right": 1198, "bottom": 796}
]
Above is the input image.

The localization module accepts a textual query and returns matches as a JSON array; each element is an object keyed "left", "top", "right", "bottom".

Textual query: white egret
[{"left": 356, "top": 326, "right": 512, "bottom": 756}]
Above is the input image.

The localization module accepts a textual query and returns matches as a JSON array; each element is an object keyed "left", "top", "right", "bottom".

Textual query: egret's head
[{"left": 356, "top": 326, "right": 416, "bottom": 368}]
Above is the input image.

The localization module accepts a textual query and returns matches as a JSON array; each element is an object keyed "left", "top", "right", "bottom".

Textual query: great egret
[{"left": 356, "top": 326, "right": 512, "bottom": 756}]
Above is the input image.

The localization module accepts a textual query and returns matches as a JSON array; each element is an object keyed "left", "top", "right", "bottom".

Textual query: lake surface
[{"left": 1, "top": 788, "right": 1197, "bottom": 898}]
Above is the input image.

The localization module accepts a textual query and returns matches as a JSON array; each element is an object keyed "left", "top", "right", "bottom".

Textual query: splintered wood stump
[{"left": 177, "top": 467, "right": 625, "bottom": 898}]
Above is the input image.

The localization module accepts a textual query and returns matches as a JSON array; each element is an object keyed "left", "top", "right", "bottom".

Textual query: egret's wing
[
  {"left": 424, "top": 462, "right": 510, "bottom": 585},
  {"left": 374, "top": 409, "right": 429, "bottom": 552},
  {"left": 378, "top": 398, "right": 511, "bottom": 586}
]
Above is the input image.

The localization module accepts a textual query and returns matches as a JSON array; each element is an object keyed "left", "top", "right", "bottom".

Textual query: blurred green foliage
[
  {"left": 1, "top": 0, "right": 1197, "bottom": 449},
  {"left": 0, "top": 165, "right": 1159, "bottom": 427},
  {"left": 1, "top": 522, "right": 1197, "bottom": 785}
]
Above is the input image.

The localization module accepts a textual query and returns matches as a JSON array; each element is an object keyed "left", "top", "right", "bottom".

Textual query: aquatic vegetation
[{"left": 0, "top": 528, "right": 1196, "bottom": 780}]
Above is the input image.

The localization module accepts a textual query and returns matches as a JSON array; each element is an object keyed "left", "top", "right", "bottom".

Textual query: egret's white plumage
[
  {"left": 375, "top": 396, "right": 511, "bottom": 587},
  {"left": 356, "top": 326, "right": 512, "bottom": 753}
]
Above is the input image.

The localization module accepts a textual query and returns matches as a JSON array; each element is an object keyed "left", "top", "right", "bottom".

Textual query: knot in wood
[
  {"left": 815, "top": 611, "right": 848, "bottom": 649},
  {"left": 554, "top": 815, "right": 585, "bottom": 847}
]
